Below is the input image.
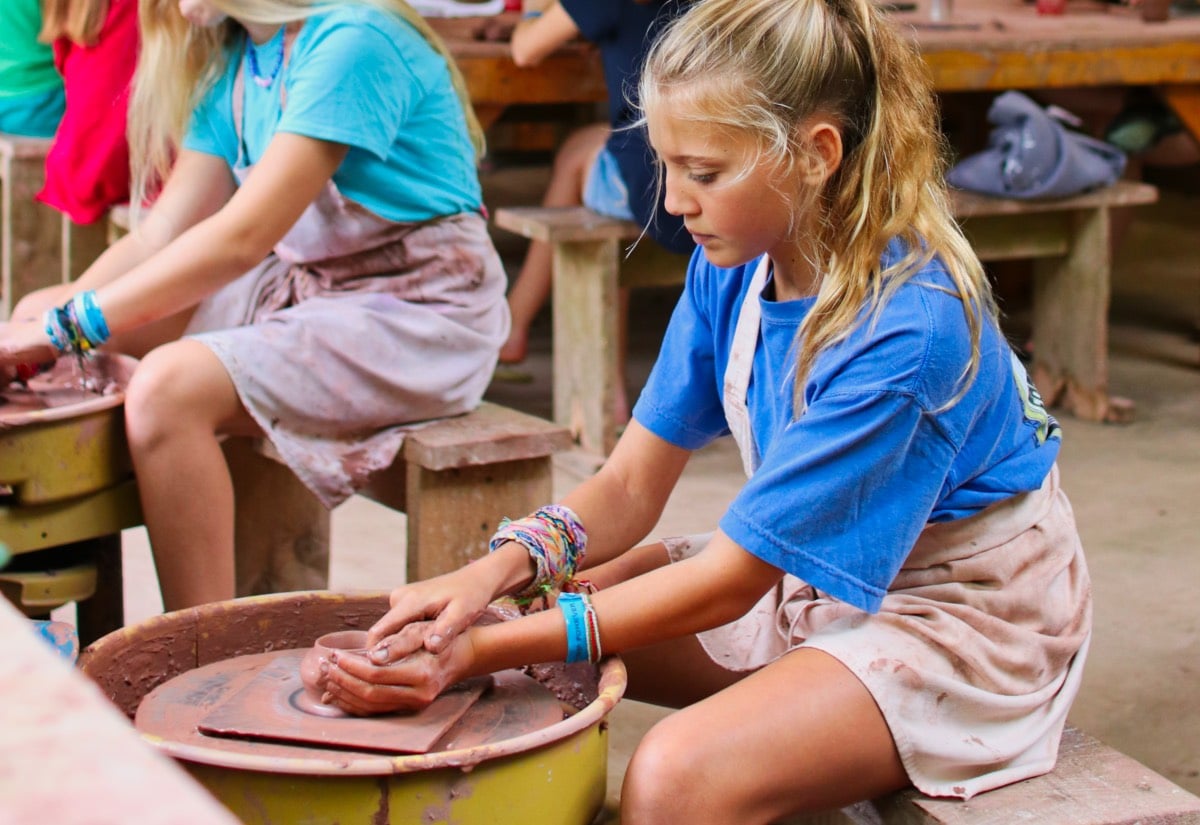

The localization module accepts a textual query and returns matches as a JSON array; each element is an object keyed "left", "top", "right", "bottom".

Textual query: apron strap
[{"left": 722, "top": 254, "right": 771, "bottom": 478}]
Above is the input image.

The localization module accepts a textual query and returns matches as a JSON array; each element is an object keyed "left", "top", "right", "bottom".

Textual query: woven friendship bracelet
[{"left": 488, "top": 503, "right": 587, "bottom": 603}]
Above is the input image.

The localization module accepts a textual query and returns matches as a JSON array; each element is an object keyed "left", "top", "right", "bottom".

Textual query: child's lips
[{"left": 688, "top": 229, "right": 715, "bottom": 245}]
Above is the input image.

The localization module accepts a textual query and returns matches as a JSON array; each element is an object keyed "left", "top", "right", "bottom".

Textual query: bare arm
[
  {"left": 97, "top": 134, "right": 348, "bottom": 332},
  {"left": 362, "top": 420, "right": 692, "bottom": 653},
  {"left": 510, "top": 2, "right": 580, "bottom": 68},
  {"left": 0, "top": 134, "right": 347, "bottom": 369},
  {"left": 470, "top": 532, "right": 783, "bottom": 674},
  {"left": 10, "top": 150, "right": 236, "bottom": 322},
  {"left": 328, "top": 529, "right": 783, "bottom": 713}
]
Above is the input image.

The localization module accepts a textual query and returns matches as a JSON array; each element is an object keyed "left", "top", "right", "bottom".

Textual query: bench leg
[
  {"left": 2, "top": 153, "right": 63, "bottom": 319},
  {"left": 62, "top": 217, "right": 109, "bottom": 283},
  {"left": 405, "top": 456, "right": 554, "bottom": 583},
  {"left": 552, "top": 238, "right": 621, "bottom": 455},
  {"left": 1031, "top": 206, "right": 1132, "bottom": 423},
  {"left": 223, "top": 439, "right": 331, "bottom": 597}
]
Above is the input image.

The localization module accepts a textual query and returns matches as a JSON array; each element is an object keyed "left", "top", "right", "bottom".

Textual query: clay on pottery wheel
[
  {"left": 297, "top": 629, "right": 370, "bottom": 717},
  {"left": 0, "top": 352, "right": 135, "bottom": 428}
]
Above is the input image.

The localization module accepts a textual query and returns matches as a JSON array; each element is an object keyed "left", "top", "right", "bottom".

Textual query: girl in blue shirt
[
  {"left": 321, "top": 0, "right": 1092, "bottom": 819},
  {"left": 0, "top": 0, "right": 509, "bottom": 612}
]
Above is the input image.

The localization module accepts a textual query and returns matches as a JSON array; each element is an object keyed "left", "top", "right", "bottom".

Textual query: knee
[
  {"left": 123, "top": 344, "right": 208, "bottom": 449},
  {"left": 621, "top": 714, "right": 716, "bottom": 823},
  {"left": 553, "top": 124, "right": 608, "bottom": 179}
]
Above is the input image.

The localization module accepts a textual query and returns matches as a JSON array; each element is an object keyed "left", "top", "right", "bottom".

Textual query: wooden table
[{"left": 431, "top": 2, "right": 1200, "bottom": 137}]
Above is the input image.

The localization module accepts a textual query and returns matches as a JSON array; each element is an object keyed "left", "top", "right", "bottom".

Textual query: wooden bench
[
  {"left": 228, "top": 401, "right": 573, "bottom": 594},
  {"left": 494, "top": 180, "right": 1159, "bottom": 455},
  {"left": 0, "top": 133, "right": 108, "bottom": 319},
  {"left": 825, "top": 726, "right": 1200, "bottom": 825}
]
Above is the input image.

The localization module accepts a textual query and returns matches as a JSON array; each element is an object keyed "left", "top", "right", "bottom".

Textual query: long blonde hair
[
  {"left": 129, "top": 0, "right": 485, "bottom": 213},
  {"left": 40, "top": 0, "right": 110, "bottom": 44},
  {"left": 641, "top": 0, "right": 996, "bottom": 412}
]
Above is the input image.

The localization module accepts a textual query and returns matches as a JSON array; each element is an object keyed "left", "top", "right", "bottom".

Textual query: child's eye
[{"left": 688, "top": 171, "right": 717, "bottom": 184}]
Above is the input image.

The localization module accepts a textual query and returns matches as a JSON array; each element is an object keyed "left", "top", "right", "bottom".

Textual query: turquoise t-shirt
[{"left": 184, "top": 5, "right": 482, "bottom": 222}]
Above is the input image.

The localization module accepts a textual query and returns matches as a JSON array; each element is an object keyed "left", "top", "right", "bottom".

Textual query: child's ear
[{"left": 799, "top": 120, "right": 844, "bottom": 185}]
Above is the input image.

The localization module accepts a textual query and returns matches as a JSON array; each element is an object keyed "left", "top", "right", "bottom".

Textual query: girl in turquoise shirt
[{"left": 0, "top": 0, "right": 509, "bottom": 613}]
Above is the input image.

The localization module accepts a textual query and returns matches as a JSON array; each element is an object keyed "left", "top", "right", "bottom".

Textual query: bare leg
[
  {"left": 620, "top": 647, "right": 908, "bottom": 824},
  {"left": 123, "top": 339, "right": 260, "bottom": 611},
  {"left": 500, "top": 123, "right": 610, "bottom": 364}
]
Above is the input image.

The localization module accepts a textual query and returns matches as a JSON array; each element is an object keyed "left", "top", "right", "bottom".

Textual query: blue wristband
[
  {"left": 558, "top": 592, "right": 589, "bottom": 664},
  {"left": 522, "top": 9, "right": 543, "bottom": 18},
  {"left": 77, "top": 291, "right": 110, "bottom": 345}
]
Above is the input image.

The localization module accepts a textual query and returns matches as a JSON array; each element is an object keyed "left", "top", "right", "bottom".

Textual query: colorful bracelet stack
[
  {"left": 558, "top": 592, "right": 602, "bottom": 664},
  {"left": 488, "top": 503, "right": 587, "bottom": 604},
  {"left": 43, "top": 291, "right": 111, "bottom": 355}
]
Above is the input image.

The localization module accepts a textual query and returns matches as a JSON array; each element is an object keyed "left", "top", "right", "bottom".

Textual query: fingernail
[
  {"left": 428, "top": 634, "right": 443, "bottom": 649},
  {"left": 321, "top": 691, "right": 333, "bottom": 704},
  {"left": 319, "top": 661, "right": 329, "bottom": 676},
  {"left": 371, "top": 648, "right": 388, "bottom": 664}
]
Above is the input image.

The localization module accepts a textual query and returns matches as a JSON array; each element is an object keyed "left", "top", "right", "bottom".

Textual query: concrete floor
[{"left": 114, "top": 187, "right": 1200, "bottom": 810}]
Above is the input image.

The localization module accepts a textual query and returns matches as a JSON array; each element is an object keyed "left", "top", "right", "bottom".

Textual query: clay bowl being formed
[
  {"left": 296, "top": 629, "right": 371, "bottom": 717},
  {"left": 78, "top": 590, "right": 626, "bottom": 825}
]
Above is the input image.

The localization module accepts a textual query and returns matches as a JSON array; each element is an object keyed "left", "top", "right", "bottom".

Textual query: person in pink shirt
[{"left": 37, "top": 0, "right": 136, "bottom": 224}]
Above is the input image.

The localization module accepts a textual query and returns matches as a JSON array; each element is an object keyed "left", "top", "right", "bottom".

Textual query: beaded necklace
[{"left": 245, "top": 31, "right": 284, "bottom": 88}]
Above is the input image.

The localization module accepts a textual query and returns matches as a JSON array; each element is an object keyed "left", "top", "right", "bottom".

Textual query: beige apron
[
  {"left": 184, "top": 26, "right": 509, "bottom": 508},
  {"left": 664, "top": 254, "right": 1093, "bottom": 799}
]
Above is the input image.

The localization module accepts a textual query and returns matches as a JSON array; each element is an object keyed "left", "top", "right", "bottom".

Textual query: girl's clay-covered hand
[
  {"left": 0, "top": 319, "right": 57, "bottom": 369},
  {"left": 321, "top": 620, "right": 474, "bottom": 717},
  {"left": 366, "top": 564, "right": 498, "bottom": 658}
]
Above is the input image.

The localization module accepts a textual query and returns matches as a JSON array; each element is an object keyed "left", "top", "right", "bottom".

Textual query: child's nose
[{"left": 663, "top": 183, "right": 694, "bottom": 217}]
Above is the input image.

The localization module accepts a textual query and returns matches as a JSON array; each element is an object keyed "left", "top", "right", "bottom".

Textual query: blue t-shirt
[
  {"left": 183, "top": 5, "right": 482, "bottom": 223},
  {"left": 560, "top": 0, "right": 694, "bottom": 254},
  {"left": 632, "top": 243, "right": 1061, "bottom": 613}
]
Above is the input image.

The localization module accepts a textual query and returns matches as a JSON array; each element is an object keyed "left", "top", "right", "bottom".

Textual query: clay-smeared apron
[
  {"left": 664, "top": 255, "right": 1093, "bottom": 799},
  {"left": 184, "top": 28, "right": 509, "bottom": 508}
]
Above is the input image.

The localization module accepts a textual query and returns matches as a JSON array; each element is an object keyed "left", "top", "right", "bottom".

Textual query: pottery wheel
[
  {"left": 0, "top": 353, "right": 133, "bottom": 428},
  {"left": 136, "top": 650, "right": 566, "bottom": 763}
]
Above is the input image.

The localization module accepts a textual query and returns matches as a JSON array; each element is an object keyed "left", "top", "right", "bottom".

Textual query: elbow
[
  {"left": 510, "top": 49, "right": 539, "bottom": 69},
  {"left": 509, "top": 34, "right": 546, "bottom": 69},
  {"left": 208, "top": 215, "right": 278, "bottom": 273}
]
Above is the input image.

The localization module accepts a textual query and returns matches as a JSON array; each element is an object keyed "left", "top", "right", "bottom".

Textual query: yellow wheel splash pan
[{"left": 78, "top": 591, "right": 627, "bottom": 825}]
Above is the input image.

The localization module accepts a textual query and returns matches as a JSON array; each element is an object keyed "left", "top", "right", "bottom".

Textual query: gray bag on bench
[{"left": 947, "top": 91, "right": 1126, "bottom": 200}]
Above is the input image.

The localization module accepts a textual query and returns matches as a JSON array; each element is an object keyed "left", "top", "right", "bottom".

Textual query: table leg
[{"left": 1157, "top": 84, "right": 1200, "bottom": 146}]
